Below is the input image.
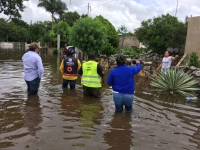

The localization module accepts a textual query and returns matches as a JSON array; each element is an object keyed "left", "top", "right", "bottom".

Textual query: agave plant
[{"left": 150, "top": 69, "right": 200, "bottom": 97}]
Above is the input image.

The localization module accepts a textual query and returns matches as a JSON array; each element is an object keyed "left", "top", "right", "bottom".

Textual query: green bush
[
  {"left": 52, "top": 48, "right": 58, "bottom": 55},
  {"left": 189, "top": 52, "right": 200, "bottom": 67},
  {"left": 150, "top": 69, "right": 200, "bottom": 97},
  {"left": 122, "top": 48, "right": 137, "bottom": 56}
]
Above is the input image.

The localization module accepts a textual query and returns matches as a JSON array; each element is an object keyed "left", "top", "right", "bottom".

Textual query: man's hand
[{"left": 136, "top": 60, "right": 140, "bottom": 63}]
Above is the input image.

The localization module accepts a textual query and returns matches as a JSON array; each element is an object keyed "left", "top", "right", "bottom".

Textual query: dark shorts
[
  {"left": 25, "top": 77, "right": 41, "bottom": 95},
  {"left": 62, "top": 79, "right": 76, "bottom": 89},
  {"left": 83, "top": 86, "right": 101, "bottom": 98}
]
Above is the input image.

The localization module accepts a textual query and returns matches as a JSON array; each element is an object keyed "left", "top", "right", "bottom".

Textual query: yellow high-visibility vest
[{"left": 81, "top": 60, "right": 101, "bottom": 88}]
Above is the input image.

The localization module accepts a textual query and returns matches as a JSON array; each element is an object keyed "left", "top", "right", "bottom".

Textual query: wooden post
[
  {"left": 57, "top": 34, "right": 60, "bottom": 71},
  {"left": 176, "top": 53, "right": 188, "bottom": 67}
]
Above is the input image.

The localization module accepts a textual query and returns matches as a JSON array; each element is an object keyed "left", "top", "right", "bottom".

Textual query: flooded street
[{"left": 0, "top": 49, "right": 200, "bottom": 150}]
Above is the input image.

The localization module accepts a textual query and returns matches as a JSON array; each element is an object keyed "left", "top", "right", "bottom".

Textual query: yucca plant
[{"left": 150, "top": 69, "right": 200, "bottom": 97}]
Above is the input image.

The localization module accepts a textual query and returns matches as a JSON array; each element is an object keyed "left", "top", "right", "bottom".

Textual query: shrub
[
  {"left": 189, "top": 52, "right": 200, "bottom": 67},
  {"left": 150, "top": 69, "right": 200, "bottom": 97},
  {"left": 122, "top": 48, "right": 137, "bottom": 56},
  {"left": 52, "top": 48, "right": 58, "bottom": 55}
]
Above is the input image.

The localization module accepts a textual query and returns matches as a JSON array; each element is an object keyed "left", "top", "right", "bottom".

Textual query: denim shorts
[{"left": 113, "top": 92, "right": 134, "bottom": 112}]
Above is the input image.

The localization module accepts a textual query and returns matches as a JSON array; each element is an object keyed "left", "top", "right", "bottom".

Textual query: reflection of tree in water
[
  {"left": 60, "top": 89, "right": 103, "bottom": 139},
  {"left": 79, "top": 98, "right": 103, "bottom": 139},
  {"left": 24, "top": 95, "right": 43, "bottom": 136},
  {"left": 59, "top": 89, "right": 81, "bottom": 115},
  {"left": 104, "top": 113, "right": 133, "bottom": 150}
]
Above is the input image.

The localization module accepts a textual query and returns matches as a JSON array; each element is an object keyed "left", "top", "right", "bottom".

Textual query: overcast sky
[{"left": 1, "top": 0, "right": 200, "bottom": 32}]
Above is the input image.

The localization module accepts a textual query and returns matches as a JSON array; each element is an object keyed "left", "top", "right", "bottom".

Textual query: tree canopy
[
  {"left": 37, "top": 0, "right": 67, "bottom": 24},
  {"left": 0, "top": 0, "right": 25, "bottom": 18},
  {"left": 118, "top": 25, "right": 128, "bottom": 34},
  {"left": 60, "top": 11, "right": 80, "bottom": 27},
  {"left": 49, "top": 21, "right": 71, "bottom": 47},
  {"left": 94, "top": 15, "right": 119, "bottom": 55},
  {"left": 69, "top": 17, "right": 107, "bottom": 54},
  {"left": 95, "top": 15, "right": 119, "bottom": 48},
  {"left": 135, "top": 14, "right": 187, "bottom": 54}
]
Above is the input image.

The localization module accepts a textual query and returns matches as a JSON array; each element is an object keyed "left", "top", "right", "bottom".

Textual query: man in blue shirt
[
  {"left": 107, "top": 55, "right": 141, "bottom": 113},
  {"left": 22, "top": 42, "right": 44, "bottom": 95}
]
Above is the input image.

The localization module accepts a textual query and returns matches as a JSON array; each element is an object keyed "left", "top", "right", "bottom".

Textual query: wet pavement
[{"left": 0, "top": 48, "right": 200, "bottom": 150}]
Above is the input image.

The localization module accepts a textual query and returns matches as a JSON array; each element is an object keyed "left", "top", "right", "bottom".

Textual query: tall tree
[
  {"left": 0, "top": 0, "right": 25, "bottom": 18},
  {"left": 95, "top": 15, "right": 119, "bottom": 48},
  {"left": 94, "top": 15, "right": 119, "bottom": 55},
  {"left": 10, "top": 18, "right": 29, "bottom": 28},
  {"left": 118, "top": 25, "right": 128, "bottom": 34},
  {"left": 135, "top": 14, "right": 187, "bottom": 54},
  {"left": 60, "top": 11, "right": 80, "bottom": 27},
  {"left": 49, "top": 21, "right": 70, "bottom": 47},
  {"left": 37, "top": 0, "right": 67, "bottom": 26},
  {"left": 69, "top": 17, "right": 107, "bottom": 54},
  {"left": 0, "top": 18, "right": 9, "bottom": 41},
  {"left": 28, "top": 21, "right": 46, "bottom": 43}
]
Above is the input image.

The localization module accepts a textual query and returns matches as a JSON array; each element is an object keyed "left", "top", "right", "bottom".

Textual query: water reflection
[
  {"left": 104, "top": 113, "right": 133, "bottom": 150},
  {"left": 23, "top": 95, "right": 42, "bottom": 136}
]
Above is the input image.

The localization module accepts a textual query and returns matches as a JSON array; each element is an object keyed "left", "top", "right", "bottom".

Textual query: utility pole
[
  {"left": 175, "top": 0, "right": 178, "bottom": 17},
  {"left": 88, "top": 3, "right": 89, "bottom": 15},
  {"left": 90, "top": 6, "right": 91, "bottom": 16}
]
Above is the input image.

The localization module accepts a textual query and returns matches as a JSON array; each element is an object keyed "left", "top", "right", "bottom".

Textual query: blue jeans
[
  {"left": 25, "top": 77, "right": 41, "bottom": 95},
  {"left": 161, "top": 68, "right": 169, "bottom": 74},
  {"left": 113, "top": 92, "right": 134, "bottom": 112},
  {"left": 62, "top": 79, "right": 76, "bottom": 89}
]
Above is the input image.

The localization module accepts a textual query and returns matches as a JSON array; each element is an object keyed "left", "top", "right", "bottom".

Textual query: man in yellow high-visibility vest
[{"left": 78, "top": 53, "right": 104, "bottom": 98}]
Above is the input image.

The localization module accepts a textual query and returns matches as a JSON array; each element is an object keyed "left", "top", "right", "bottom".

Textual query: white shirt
[
  {"left": 22, "top": 51, "right": 44, "bottom": 81},
  {"left": 161, "top": 56, "right": 172, "bottom": 69}
]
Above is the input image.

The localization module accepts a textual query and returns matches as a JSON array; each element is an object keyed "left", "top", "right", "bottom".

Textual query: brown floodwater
[{"left": 0, "top": 48, "right": 200, "bottom": 150}]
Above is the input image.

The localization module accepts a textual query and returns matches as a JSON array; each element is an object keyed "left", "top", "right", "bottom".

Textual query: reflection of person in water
[
  {"left": 104, "top": 113, "right": 133, "bottom": 150},
  {"left": 24, "top": 95, "right": 43, "bottom": 136}
]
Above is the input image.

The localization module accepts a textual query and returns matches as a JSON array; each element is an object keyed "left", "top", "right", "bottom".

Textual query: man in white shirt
[{"left": 22, "top": 42, "right": 44, "bottom": 95}]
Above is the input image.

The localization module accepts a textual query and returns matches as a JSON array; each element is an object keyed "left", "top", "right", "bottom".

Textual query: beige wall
[
  {"left": 185, "top": 16, "right": 200, "bottom": 55},
  {"left": 119, "top": 35, "right": 139, "bottom": 49}
]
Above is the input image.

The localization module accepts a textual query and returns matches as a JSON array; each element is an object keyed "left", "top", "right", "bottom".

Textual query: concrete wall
[
  {"left": 119, "top": 35, "right": 139, "bottom": 49},
  {"left": 0, "top": 42, "right": 13, "bottom": 49},
  {"left": 185, "top": 16, "right": 200, "bottom": 55}
]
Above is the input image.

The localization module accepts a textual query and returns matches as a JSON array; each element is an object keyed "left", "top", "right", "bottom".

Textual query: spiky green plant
[{"left": 150, "top": 69, "right": 200, "bottom": 97}]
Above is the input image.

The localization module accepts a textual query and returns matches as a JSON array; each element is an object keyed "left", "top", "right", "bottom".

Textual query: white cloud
[{"left": 0, "top": 0, "right": 200, "bottom": 31}]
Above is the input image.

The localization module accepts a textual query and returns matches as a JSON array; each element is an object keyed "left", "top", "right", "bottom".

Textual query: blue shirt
[
  {"left": 22, "top": 51, "right": 44, "bottom": 81},
  {"left": 107, "top": 64, "right": 141, "bottom": 94}
]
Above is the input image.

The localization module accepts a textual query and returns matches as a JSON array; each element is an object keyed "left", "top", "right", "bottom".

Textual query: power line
[
  {"left": 92, "top": 10, "right": 141, "bottom": 24},
  {"left": 80, "top": 7, "right": 88, "bottom": 14},
  {"left": 91, "top": 0, "right": 116, "bottom": 10},
  {"left": 68, "top": 0, "right": 77, "bottom": 5}
]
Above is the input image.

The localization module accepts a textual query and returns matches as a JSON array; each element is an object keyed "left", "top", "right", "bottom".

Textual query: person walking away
[
  {"left": 156, "top": 50, "right": 179, "bottom": 73},
  {"left": 59, "top": 47, "right": 81, "bottom": 89},
  {"left": 107, "top": 55, "right": 141, "bottom": 113},
  {"left": 22, "top": 42, "right": 44, "bottom": 95},
  {"left": 78, "top": 53, "right": 104, "bottom": 98}
]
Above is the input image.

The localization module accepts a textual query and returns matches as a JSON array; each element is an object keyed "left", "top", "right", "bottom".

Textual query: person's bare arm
[
  {"left": 156, "top": 63, "right": 162, "bottom": 71},
  {"left": 171, "top": 55, "right": 179, "bottom": 61}
]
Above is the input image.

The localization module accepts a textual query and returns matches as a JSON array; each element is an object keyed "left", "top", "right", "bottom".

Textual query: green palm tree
[{"left": 37, "top": 0, "right": 67, "bottom": 27}]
